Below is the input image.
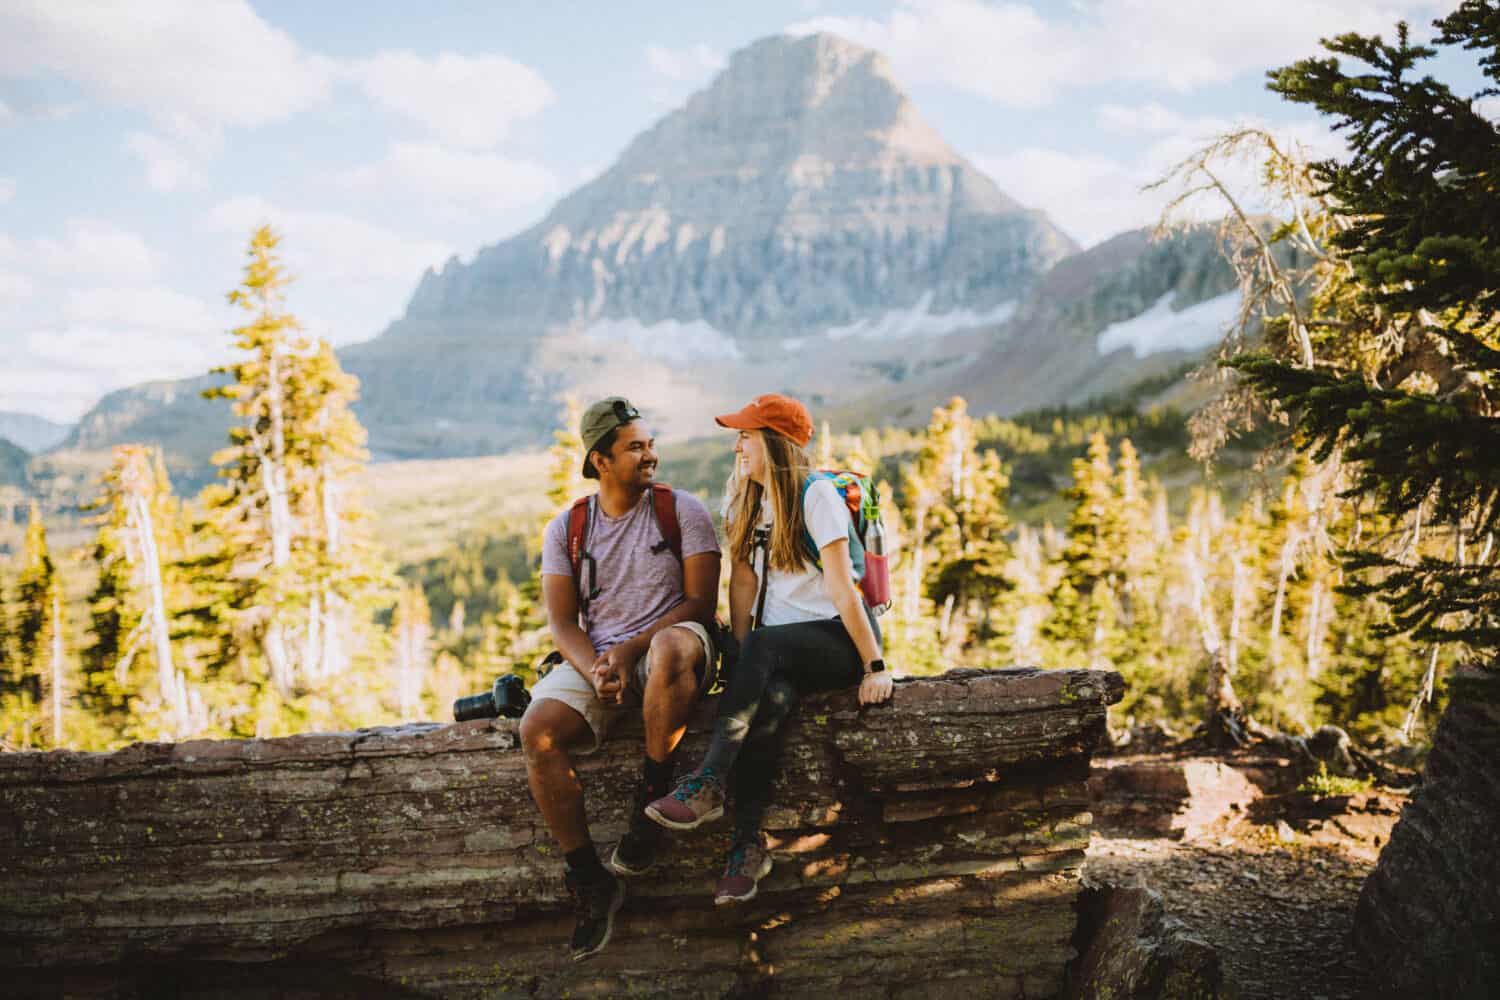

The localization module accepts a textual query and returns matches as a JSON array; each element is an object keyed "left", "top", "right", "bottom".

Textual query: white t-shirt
[{"left": 751, "top": 478, "right": 855, "bottom": 627}]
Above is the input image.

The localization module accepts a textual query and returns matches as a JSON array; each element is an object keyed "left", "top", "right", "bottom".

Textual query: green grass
[{"left": 1296, "top": 762, "right": 1373, "bottom": 798}]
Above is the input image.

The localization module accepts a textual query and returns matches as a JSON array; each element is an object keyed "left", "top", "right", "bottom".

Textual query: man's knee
[
  {"left": 519, "top": 701, "right": 586, "bottom": 763},
  {"left": 649, "top": 628, "right": 703, "bottom": 683}
]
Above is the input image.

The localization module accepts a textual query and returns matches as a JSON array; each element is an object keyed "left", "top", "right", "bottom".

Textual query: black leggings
[{"left": 700, "top": 615, "right": 875, "bottom": 842}]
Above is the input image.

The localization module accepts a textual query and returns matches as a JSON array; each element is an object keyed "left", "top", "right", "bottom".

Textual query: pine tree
[
  {"left": 1044, "top": 432, "right": 1119, "bottom": 668},
  {"left": 287, "top": 338, "right": 390, "bottom": 686},
  {"left": 545, "top": 394, "right": 586, "bottom": 520},
  {"left": 8, "top": 504, "right": 64, "bottom": 747},
  {"left": 199, "top": 226, "right": 394, "bottom": 734},
  {"left": 907, "top": 398, "right": 1016, "bottom": 660},
  {"left": 392, "top": 581, "right": 432, "bottom": 719},
  {"left": 1228, "top": 7, "right": 1500, "bottom": 674},
  {"left": 82, "top": 445, "right": 194, "bottom": 739}
]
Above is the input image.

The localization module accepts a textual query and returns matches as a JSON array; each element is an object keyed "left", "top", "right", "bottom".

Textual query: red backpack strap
[
  {"left": 649, "top": 483, "right": 682, "bottom": 564},
  {"left": 566, "top": 496, "right": 592, "bottom": 607}
]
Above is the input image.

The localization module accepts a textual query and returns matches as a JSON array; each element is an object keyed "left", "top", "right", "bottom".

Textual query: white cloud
[
  {"left": 0, "top": 269, "right": 33, "bottom": 305},
  {"left": 1097, "top": 102, "right": 1230, "bottom": 136},
  {"left": 0, "top": 284, "right": 227, "bottom": 422},
  {"left": 790, "top": 0, "right": 1441, "bottom": 106},
  {"left": 0, "top": 362, "right": 114, "bottom": 423},
  {"left": 206, "top": 196, "right": 452, "bottom": 287},
  {"left": 791, "top": 1, "right": 1067, "bottom": 107},
  {"left": 125, "top": 132, "right": 211, "bottom": 192},
  {"left": 977, "top": 148, "right": 1151, "bottom": 246},
  {"left": 31, "top": 219, "right": 164, "bottom": 281},
  {"left": 0, "top": 98, "right": 12, "bottom": 125},
  {"left": 0, "top": 0, "right": 331, "bottom": 130},
  {"left": 344, "top": 51, "right": 554, "bottom": 149},
  {"left": 23, "top": 324, "right": 220, "bottom": 375},
  {"left": 645, "top": 43, "right": 726, "bottom": 84},
  {"left": 62, "top": 286, "right": 218, "bottom": 331},
  {"left": 0, "top": 177, "right": 14, "bottom": 204},
  {"left": 978, "top": 113, "right": 1346, "bottom": 246},
  {"left": 336, "top": 142, "right": 560, "bottom": 223},
  {"left": 1475, "top": 95, "right": 1500, "bottom": 128}
]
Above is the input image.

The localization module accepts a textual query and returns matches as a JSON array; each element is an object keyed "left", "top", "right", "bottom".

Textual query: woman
[{"left": 644, "top": 393, "right": 894, "bottom": 904}]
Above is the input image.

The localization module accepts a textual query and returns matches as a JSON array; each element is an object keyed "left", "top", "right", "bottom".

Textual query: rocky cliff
[
  {"left": 342, "top": 32, "right": 1077, "bottom": 456},
  {"left": 853, "top": 225, "right": 1238, "bottom": 426},
  {"left": 1354, "top": 666, "right": 1500, "bottom": 997},
  {"left": 1, "top": 667, "right": 1123, "bottom": 998}
]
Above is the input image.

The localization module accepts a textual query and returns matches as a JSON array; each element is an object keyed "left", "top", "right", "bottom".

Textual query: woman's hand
[{"left": 858, "top": 670, "right": 894, "bottom": 705}]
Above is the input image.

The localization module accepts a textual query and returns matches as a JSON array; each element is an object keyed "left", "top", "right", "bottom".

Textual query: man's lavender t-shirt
[{"left": 540, "top": 488, "right": 719, "bottom": 652}]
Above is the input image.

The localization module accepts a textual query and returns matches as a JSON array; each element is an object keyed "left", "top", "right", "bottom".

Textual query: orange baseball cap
[{"left": 715, "top": 393, "right": 814, "bottom": 447}]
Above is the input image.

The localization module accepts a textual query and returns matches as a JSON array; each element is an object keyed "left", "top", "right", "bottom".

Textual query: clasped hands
[{"left": 590, "top": 642, "right": 637, "bottom": 706}]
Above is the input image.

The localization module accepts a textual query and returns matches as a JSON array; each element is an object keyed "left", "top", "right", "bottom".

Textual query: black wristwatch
[{"left": 865, "top": 658, "right": 886, "bottom": 675}]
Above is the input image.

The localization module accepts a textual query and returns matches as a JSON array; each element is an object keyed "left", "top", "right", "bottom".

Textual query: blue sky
[{"left": 0, "top": 0, "right": 1474, "bottom": 423}]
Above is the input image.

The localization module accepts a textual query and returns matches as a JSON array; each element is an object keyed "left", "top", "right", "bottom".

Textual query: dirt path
[{"left": 1084, "top": 790, "right": 1404, "bottom": 1000}]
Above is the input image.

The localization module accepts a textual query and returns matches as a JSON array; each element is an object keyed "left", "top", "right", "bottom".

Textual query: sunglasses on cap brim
[{"left": 612, "top": 400, "right": 641, "bottom": 426}]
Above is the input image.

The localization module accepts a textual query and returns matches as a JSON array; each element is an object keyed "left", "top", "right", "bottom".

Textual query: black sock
[
  {"left": 643, "top": 756, "right": 674, "bottom": 797},
  {"left": 565, "top": 844, "right": 610, "bottom": 882}
]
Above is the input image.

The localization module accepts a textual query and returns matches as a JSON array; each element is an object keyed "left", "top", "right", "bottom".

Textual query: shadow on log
[{"left": 1, "top": 667, "right": 1123, "bottom": 999}]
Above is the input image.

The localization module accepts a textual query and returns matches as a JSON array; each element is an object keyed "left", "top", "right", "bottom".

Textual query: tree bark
[{"left": 1, "top": 667, "right": 1124, "bottom": 999}]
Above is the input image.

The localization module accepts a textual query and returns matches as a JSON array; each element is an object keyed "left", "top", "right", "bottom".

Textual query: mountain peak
[
  {"left": 356, "top": 30, "right": 1079, "bottom": 456},
  {"left": 615, "top": 32, "right": 955, "bottom": 175}
]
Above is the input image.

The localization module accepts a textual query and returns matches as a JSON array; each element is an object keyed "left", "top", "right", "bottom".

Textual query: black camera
[{"left": 453, "top": 674, "right": 532, "bottom": 721}]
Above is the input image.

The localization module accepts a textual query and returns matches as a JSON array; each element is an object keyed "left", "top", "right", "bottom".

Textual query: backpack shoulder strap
[
  {"left": 801, "top": 470, "right": 866, "bottom": 579},
  {"left": 751, "top": 526, "right": 771, "bottom": 630},
  {"left": 648, "top": 483, "right": 682, "bottom": 564},
  {"left": 566, "top": 495, "right": 593, "bottom": 613}
]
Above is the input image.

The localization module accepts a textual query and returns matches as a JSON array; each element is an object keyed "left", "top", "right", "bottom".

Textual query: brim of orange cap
[{"left": 714, "top": 406, "right": 765, "bottom": 431}]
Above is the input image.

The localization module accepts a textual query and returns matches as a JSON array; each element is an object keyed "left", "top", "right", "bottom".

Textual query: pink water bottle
[{"left": 860, "top": 518, "right": 892, "bottom": 615}]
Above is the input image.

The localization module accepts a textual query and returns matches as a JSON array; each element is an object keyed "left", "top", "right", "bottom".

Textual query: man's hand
[
  {"left": 591, "top": 643, "right": 637, "bottom": 705},
  {"left": 858, "top": 670, "right": 894, "bottom": 706}
]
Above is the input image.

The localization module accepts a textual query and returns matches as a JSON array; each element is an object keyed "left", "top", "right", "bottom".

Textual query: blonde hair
[{"left": 725, "top": 428, "right": 815, "bottom": 572}]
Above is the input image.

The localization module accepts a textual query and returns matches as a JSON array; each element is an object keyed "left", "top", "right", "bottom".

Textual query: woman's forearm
[
  {"left": 829, "top": 579, "right": 881, "bottom": 666},
  {"left": 729, "top": 558, "right": 757, "bottom": 640}
]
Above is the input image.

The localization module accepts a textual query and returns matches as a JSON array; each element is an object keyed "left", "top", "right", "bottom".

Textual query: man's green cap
[{"left": 580, "top": 396, "right": 642, "bottom": 479}]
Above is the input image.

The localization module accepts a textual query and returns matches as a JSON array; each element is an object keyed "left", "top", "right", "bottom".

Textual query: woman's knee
[
  {"left": 747, "top": 676, "right": 798, "bottom": 734},
  {"left": 735, "top": 629, "right": 780, "bottom": 677}
]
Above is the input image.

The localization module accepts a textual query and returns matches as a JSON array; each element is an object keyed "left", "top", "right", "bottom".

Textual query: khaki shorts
[{"left": 526, "top": 621, "right": 716, "bottom": 753}]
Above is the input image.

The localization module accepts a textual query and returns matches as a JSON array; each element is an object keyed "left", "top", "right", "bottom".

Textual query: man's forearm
[{"left": 550, "top": 620, "right": 599, "bottom": 681}]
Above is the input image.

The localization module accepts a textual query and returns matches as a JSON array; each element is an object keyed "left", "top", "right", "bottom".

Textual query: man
[{"left": 520, "top": 396, "right": 721, "bottom": 961}]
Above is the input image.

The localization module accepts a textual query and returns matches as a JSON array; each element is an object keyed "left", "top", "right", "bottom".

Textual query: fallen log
[{"left": 1, "top": 666, "right": 1123, "bottom": 999}]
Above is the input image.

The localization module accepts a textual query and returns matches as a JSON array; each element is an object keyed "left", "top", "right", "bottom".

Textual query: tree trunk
[
  {"left": 48, "top": 593, "right": 62, "bottom": 747},
  {"left": 0, "top": 668, "right": 1125, "bottom": 998},
  {"left": 1184, "top": 528, "right": 1249, "bottom": 748},
  {"left": 126, "top": 493, "right": 185, "bottom": 733},
  {"left": 1355, "top": 666, "right": 1500, "bottom": 996}
]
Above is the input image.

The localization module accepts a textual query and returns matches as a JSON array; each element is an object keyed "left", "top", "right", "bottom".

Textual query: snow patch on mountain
[
  {"left": 1096, "top": 290, "right": 1240, "bottom": 358},
  {"left": 580, "top": 316, "right": 744, "bottom": 363},
  {"left": 824, "top": 292, "right": 1016, "bottom": 341}
]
